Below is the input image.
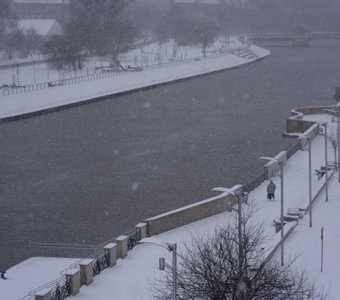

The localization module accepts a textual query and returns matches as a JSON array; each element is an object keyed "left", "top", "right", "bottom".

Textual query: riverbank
[{"left": 0, "top": 45, "right": 269, "bottom": 121}]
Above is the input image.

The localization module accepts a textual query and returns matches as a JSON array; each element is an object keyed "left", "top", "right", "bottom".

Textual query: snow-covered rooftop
[
  {"left": 17, "top": 19, "right": 62, "bottom": 36},
  {"left": 14, "top": 0, "right": 69, "bottom": 4}
]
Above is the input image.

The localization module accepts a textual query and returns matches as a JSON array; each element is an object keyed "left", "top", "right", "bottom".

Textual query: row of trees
[
  {"left": 0, "top": 0, "right": 42, "bottom": 59},
  {"left": 43, "top": 0, "right": 139, "bottom": 70}
]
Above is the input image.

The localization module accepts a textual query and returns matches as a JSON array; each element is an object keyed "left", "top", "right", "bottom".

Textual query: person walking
[{"left": 267, "top": 180, "right": 276, "bottom": 200}]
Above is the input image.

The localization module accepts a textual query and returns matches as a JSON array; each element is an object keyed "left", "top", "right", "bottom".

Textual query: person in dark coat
[{"left": 267, "top": 180, "right": 276, "bottom": 200}]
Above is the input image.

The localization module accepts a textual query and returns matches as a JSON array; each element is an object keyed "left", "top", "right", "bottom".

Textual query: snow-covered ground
[
  {"left": 1, "top": 113, "right": 339, "bottom": 299},
  {"left": 0, "top": 39, "right": 269, "bottom": 119}
]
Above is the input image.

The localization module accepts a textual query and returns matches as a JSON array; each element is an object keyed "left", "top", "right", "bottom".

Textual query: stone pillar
[
  {"left": 335, "top": 86, "right": 340, "bottom": 99},
  {"left": 104, "top": 243, "right": 117, "bottom": 267},
  {"left": 136, "top": 223, "right": 147, "bottom": 239},
  {"left": 35, "top": 289, "right": 51, "bottom": 300},
  {"left": 66, "top": 269, "right": 80, "bottom": 296},
  {"left": 79, "top": 259, "right": 94, "bottom": 286},
  {"left": 116, "top": 235, "right": 128, "bottom": 259}
]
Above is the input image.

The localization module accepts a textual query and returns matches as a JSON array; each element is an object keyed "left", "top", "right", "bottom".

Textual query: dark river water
[{"left": 0, "top": 47, "right": 339, "bottom": 269}]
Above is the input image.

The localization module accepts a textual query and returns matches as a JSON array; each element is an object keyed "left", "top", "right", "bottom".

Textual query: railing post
[
  {"left": 136, "top": 223, "right": 147, "bottom": 239},
  {"left": 104, "top": 243, "right": 117, "bottom": 267},
  {"left": 79, "top": 259, "right": 94, "bottom": 286},
  {"left": 66, "top": 269, "right": 80, "bottom": 296},
  {"left": 116, "top": 235, "right": 128, "bottom": 259},
  {"left": 35, "top": 288, "right": 51, "bottom": 300}
]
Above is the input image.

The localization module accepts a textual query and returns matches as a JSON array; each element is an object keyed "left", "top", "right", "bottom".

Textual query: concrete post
[
  {"left": 335, "top": 86, "right": 340, "bottom": 99},
  {"left": 65, "top": 269, "right": 80, "bottom": 296},
  {"left": 79, "top": 259, "right": 94, "bottom": 286},
  {"left": 35, "top": 289, "right": 51, "bottom": 300},
  {"left": 116, "top": 236, "right": 128, "bottom": 258},
  {"left": 136, "top": 223, "right": 147, "bottom": 239},
  {"left": 104, "top": 243, "right": 117, "bottom": 267}
]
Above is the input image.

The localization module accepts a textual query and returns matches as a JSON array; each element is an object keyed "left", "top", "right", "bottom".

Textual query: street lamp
[
  {"left": 320, "top": 122, "right": 329, "bottom": 202},
  {"left": 213, "top": 186, "right": 244, "bottom": 273},
  {"left": 137, "top": 240, "right": 177, "bottom": 300},
  {"left": 323, "top": 108, "right": 340, "bottom": 182},
  {"left": 259, "top": 156, "right": 285, "bottom": 266},
  {"left": 298, "top": 135, "right": 313, "bottom": 227}
]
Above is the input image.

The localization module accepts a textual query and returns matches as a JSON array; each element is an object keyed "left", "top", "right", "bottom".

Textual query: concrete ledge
[
  {"left": 286, "top": 105, "right": 338, "bottom": 134},
  {"left": 263, "top": 151, "right": 287, "bottom": 179},
  {"left": 145, "top": 185, "right": 241, "bottom": 236}
]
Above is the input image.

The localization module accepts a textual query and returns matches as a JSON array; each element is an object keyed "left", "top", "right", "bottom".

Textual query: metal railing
[
  {"left": 19, "top": 275, "right": 71, "bottom": 300},
  {"left": 93, "top": 251, "right": 110, "bottom": 277},
  {"left": 127, "top": 227, "right": 141, "bottom": 251},
  {"left": 1, "top": 51, "right": 236, "bottom": 97}
]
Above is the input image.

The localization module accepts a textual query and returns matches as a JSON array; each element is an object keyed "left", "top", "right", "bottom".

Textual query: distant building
[
  {"left": 171, "top": 0, "right": 227, "bottom": 4},
  {"left": 17, "top": 19, "right": 63, "bottom": 37},
  {"left": 11, "top": 0, "right": 70, "bottom": 25}
]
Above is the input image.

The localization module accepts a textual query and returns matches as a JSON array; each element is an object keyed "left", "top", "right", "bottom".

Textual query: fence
[
  {"left": 19, "top": 275, "right": 71, "bottom": 300},
  {"left": 1, "top": 51, "right": 239, "bottom": 97}
]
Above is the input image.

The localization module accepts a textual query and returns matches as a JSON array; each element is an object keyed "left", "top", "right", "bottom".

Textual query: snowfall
[{"left": 1, "top": 39, "right": 340, "bottom": 300}]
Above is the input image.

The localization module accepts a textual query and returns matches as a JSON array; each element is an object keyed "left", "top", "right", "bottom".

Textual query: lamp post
[
  {"left": 299, "top": 135, "right": 313, "bottom": 227},
  {"left": 320, "top": 122, "right": 329, "bottom": 202},
  {"left": 259, "top": 156, "right": 284, "bottom": 266},
  {"left": 213, "top": 186, "right": 244, "bottom": 273},
  {"left": 138, "top": 240, "right": 177, "bottom": 299},
  {"left": 323, "top": 108, "right": 340, "bottom": 182}
]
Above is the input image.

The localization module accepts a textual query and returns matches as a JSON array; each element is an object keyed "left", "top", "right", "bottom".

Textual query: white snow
[
  {"left": 17, "top": 19, "right": 62, "bottom": 36},
  {"left": 0, "top": 41, "right": 270, "bottom": 119}
]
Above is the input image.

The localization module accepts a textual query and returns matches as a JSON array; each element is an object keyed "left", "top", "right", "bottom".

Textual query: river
[{"left": 0, "top": 46, "right": 339, "bottom": 269}]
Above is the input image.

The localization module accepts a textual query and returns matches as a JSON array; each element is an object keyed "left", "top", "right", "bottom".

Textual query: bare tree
[
  {"left": 42, "top": 35, "right": 85, "bottom": 70},
  {"left": 21, "top": 29, "right": 42, "bottom": 58},
  {"left": 153, "top": 211, "right": 324, "bottom": 300},
  {"left": 3, "top": 28, "right": 24, "bottom": 60}
]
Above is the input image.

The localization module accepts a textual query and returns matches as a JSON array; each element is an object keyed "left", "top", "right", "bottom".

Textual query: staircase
[{"left": 230, "top": 48, "right": 258, "bottom": 60}]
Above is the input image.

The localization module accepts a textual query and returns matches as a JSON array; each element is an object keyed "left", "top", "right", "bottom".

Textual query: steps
[{"left": 230, "top": 48, "right": 258, "bottom": 60}]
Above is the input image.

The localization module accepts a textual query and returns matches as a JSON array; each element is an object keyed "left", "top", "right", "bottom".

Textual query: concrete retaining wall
[
  {"left": 263, "top": 151, "right": 287, "bottom": 179},
  {"left": 286, "top": 105, "right": 338, "bottom": 134},
  {"left": 145, "top": 185, "right": 242, "bottom": 236},
  {"left": 335, "top": 86, "right": 340, "bottom": 99}
]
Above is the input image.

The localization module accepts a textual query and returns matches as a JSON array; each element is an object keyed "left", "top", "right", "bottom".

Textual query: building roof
[
  {"left": 17, "top": 19, "right": 62, "bottom": 36},
  {"left": 14, "top": 0, "right": 69, "bottom": 4},
  {"left": 174, "top": 0, "right": 223, "bottom": 4}
]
